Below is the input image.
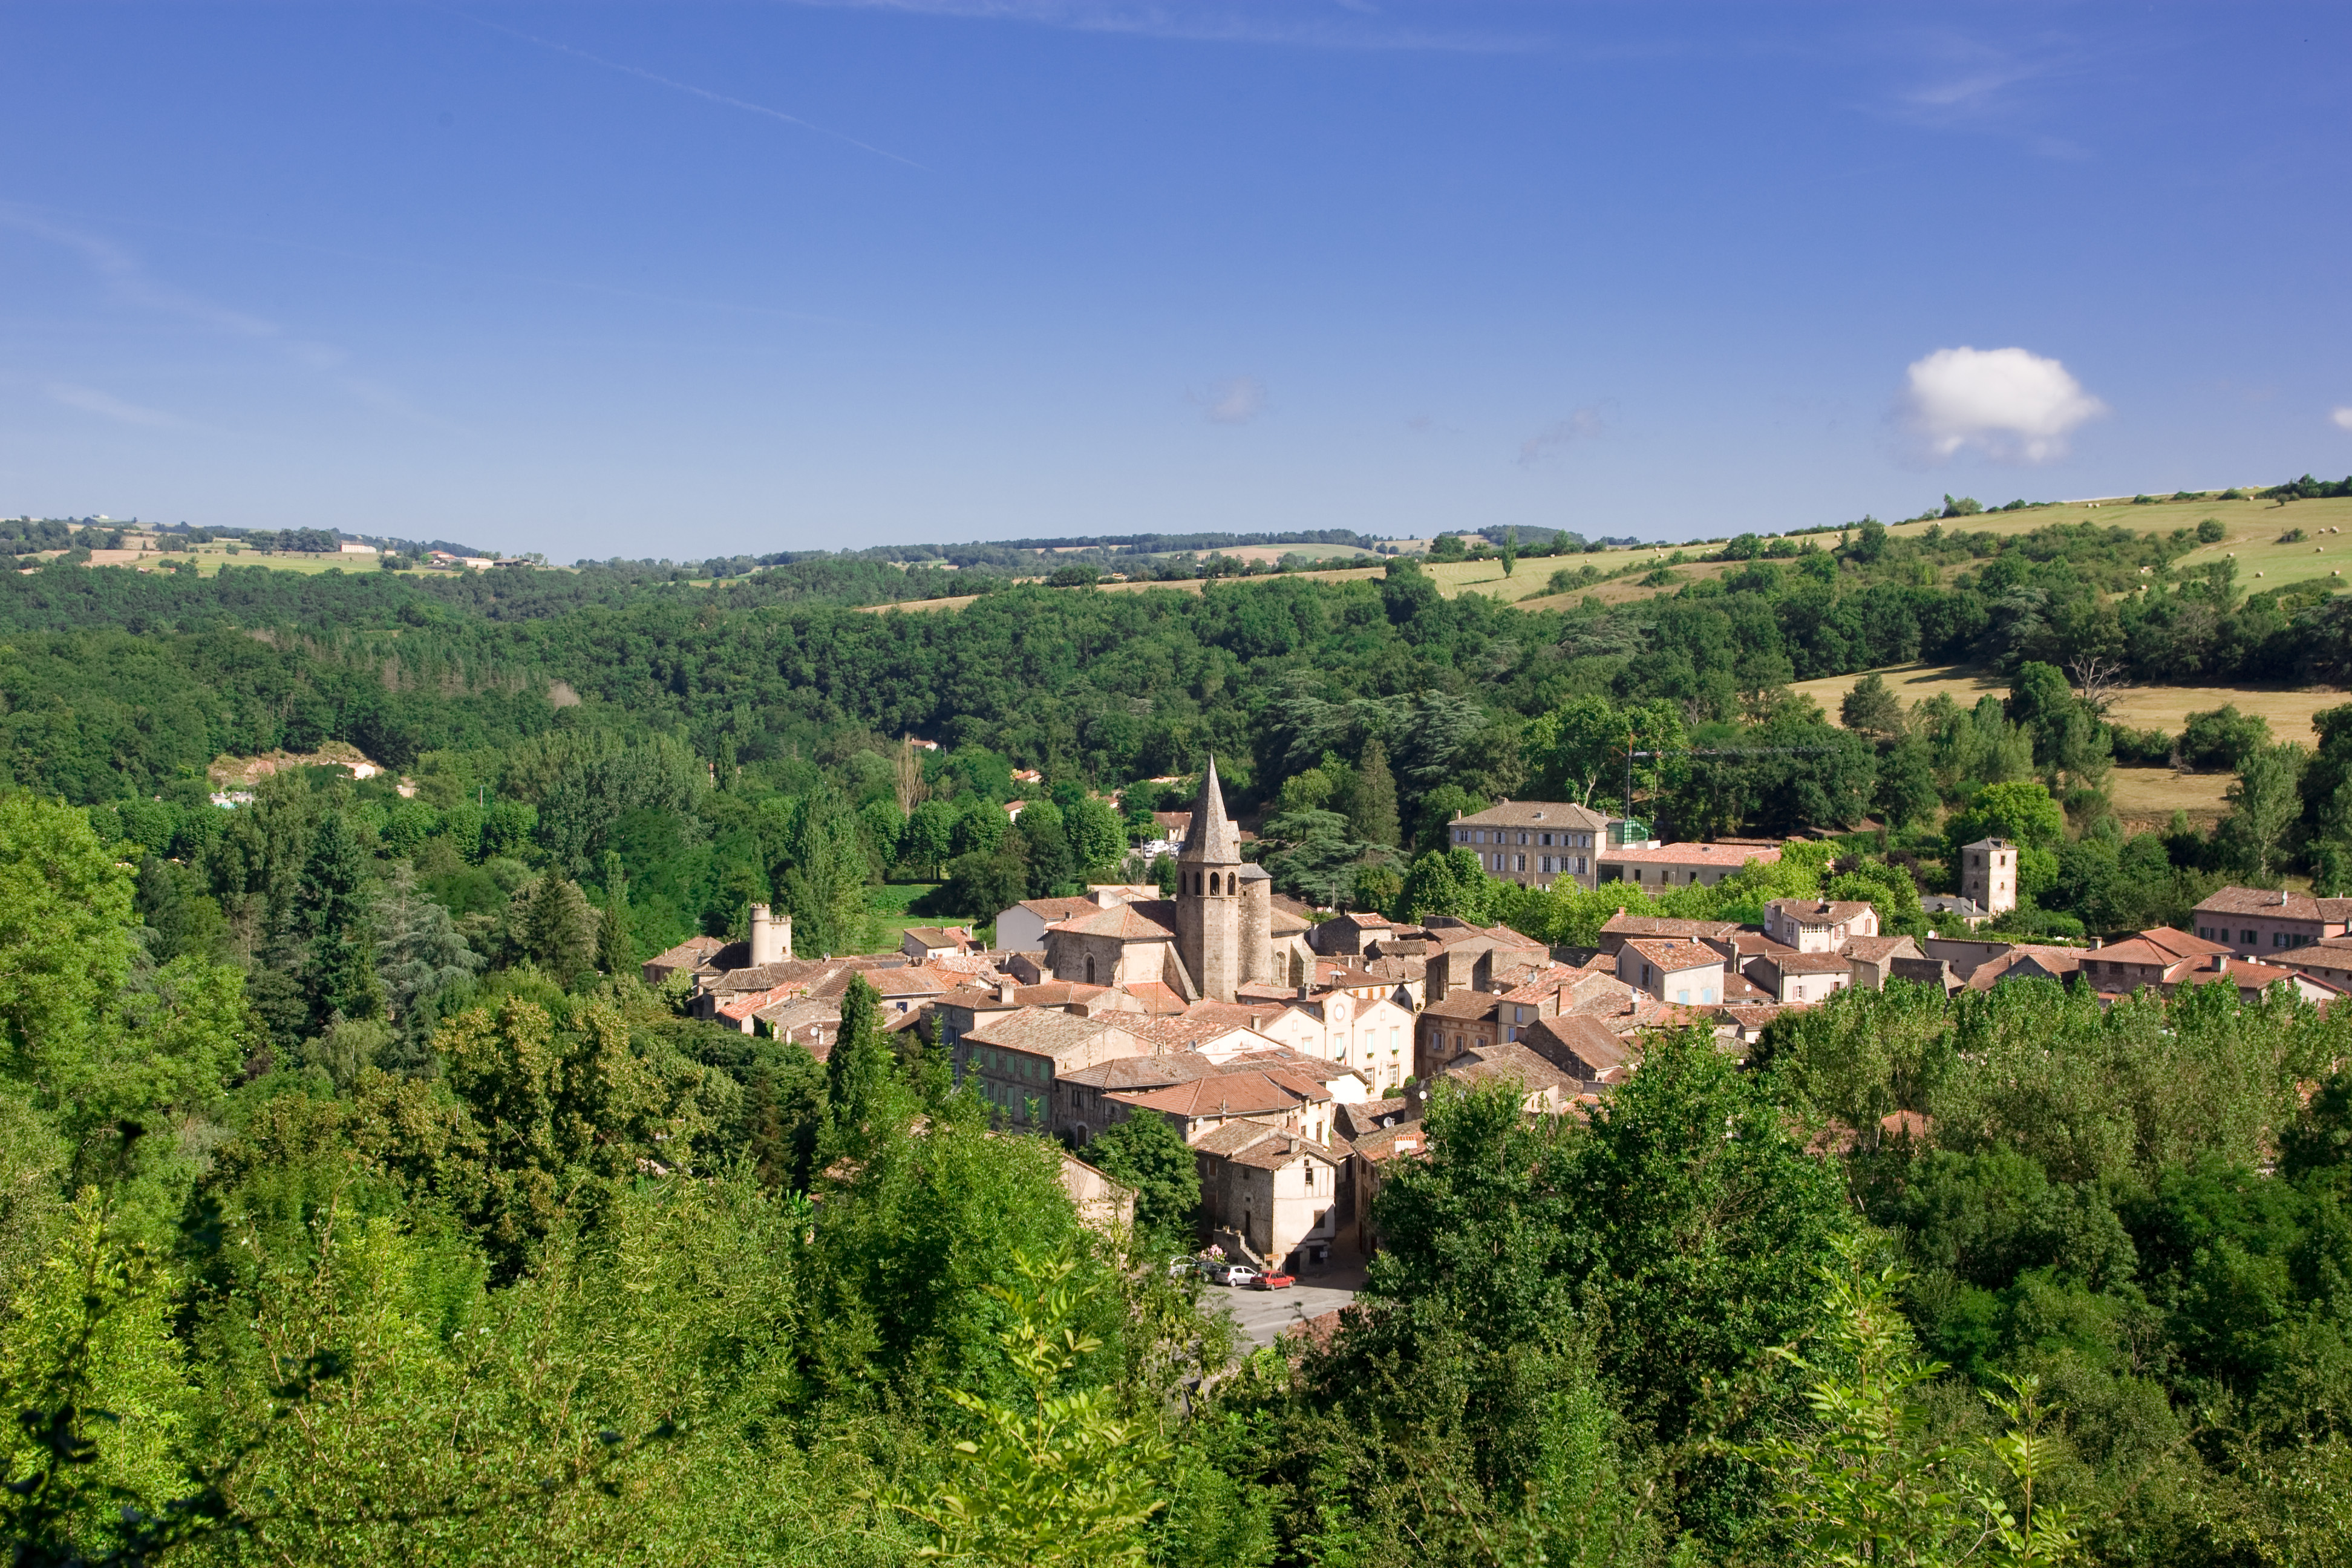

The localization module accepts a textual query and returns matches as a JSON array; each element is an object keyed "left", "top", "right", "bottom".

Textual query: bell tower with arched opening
[{"left": 1174, "top": 757, "right": 1244, "bottom": 1002}]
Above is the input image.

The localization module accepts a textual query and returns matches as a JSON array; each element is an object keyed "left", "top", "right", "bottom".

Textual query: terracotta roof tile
[{"left": 1602, "top": 841, "right": 1784, "bottom": 867}]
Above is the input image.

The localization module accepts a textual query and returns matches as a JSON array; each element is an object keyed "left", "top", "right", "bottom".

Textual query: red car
[{"left": 1246, "top": 1270, "right": 1296, "bottom": 1290}]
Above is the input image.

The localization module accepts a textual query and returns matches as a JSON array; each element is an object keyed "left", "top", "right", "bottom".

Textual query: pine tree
[
  {"left": 1351, "top": 736, "right": 1400, "bottom": 848},
  {"left": 373, "top": 862, "right": 480, "bottom": 1070},
  {"left": 523, "top": 874, "right": 600, "bottom": 989},
  {"left": 293, "top": 811, "right": 379, "bottom": 1030}
]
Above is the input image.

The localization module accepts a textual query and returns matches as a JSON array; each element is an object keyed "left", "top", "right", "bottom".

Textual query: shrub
[
  {"left": 2196, "top": 518, "right": 2227, "bottom": 543},
  {"left": 1987, "top": 903, "right": 2086, "bottom": 940},
  {"left": 2281, "top": 528, "right": 2309, "bottom": 544},
  {"left": 2109, "top": 725, "right": 2175, "bottom": 766},
  {"left": 2178, "top": 705, "right": 2272, "bottom": 771}
]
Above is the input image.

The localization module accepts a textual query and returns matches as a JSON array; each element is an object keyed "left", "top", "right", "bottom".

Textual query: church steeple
[
  {"left": 1172, "top": 757, "right": 1246, "bottom": 1002},
  {"left": 1178, "top": 756, "right": 1241, "bottom": 865}
]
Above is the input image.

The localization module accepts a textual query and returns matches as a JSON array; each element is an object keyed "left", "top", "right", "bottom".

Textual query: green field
[
  {"left": 862, "top": 881, "right": 965, "bottom": 954},
  {"left": 74, "top": 489, "right": 2352, "bottom": 609}
]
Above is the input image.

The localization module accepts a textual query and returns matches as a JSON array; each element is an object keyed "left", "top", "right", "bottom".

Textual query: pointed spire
[{"left": 1179, "top": 755, "right": 1241, "bottom": 864}]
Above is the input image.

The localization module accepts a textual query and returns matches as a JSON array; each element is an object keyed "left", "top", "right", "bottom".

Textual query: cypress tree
[
  {"left": 825, "top": 975, "right": 895, "bottom": 1149},
  {"left": 596, "top": 852, "right": 632, "bottom": 978},
  {"left": 1351, "top": 736, "right": 1401, "bottom": 849}
]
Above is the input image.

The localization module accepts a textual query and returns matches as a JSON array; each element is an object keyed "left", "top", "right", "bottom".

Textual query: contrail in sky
[{"left": 443, "top": 8, "right": 932, "bottom": 171}]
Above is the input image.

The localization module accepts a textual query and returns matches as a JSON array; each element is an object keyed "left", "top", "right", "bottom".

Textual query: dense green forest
[
  {"left": 6, "top": 789, "right": 2351, "bottom": 1564},
  {"left": 5, "top": 511, "right": 2352, "bottom": 1563},
  {"left": 8, "top": 502, "right": 2352, "bottom": 952}
]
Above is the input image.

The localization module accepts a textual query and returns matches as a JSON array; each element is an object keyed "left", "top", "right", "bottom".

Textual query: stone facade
[{"left": 1959, "top": 838, "right": 2020, "bottom": 918}]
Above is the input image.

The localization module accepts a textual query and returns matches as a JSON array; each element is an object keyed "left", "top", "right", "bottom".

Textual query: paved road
[{"left": 1211, "top": 1280, "right": 1360, "bottom": 1348}]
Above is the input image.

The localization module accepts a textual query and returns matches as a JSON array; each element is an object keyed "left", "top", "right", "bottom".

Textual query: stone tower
[
  {"left": 1958, "top": 838, "right": 2018, "bottom": 918},
  {"left": 1175, "top": 757, "right": 1245, "bottom": 1002}
]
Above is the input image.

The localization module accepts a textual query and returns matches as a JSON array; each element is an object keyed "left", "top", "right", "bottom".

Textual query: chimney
[{"left": 998, "top": 979, "right": 1016, "bottom": 1004}]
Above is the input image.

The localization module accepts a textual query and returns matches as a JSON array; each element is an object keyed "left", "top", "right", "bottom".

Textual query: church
[{"left": 1036, "top": 759, "right": 1298, "bottom": 1002}]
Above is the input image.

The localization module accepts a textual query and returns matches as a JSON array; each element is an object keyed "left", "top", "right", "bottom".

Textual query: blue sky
[{"left": 3, "top": 2, "right": 2348, "bottom": 558}]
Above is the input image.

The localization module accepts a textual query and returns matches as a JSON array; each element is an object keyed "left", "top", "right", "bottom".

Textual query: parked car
[
  {"left": 1204, "top": 1261, "right": 1259, "bottom": 1287},
  {"left": 1246, "top": 1270, "right": 1297, "bottom": 1290},
  {"left": 1167, "top": 1256, "right": 1203, "bottom": 1279}
]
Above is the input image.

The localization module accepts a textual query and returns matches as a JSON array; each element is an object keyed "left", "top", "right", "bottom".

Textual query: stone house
[
  {"left": 1596, "top": 913, "right": 1743, "bottom": 956},
  {"left": 1194, "top": 1125, "right": 1345, "bottom": 1270},
  {"left": 1447, "top": 800, "right": 1619, "bottom": 889},
  {"left": 1241, "top": 987, "right": 1418, "bottom": 1095},
  {"left": 1598, "top": 840, "right": 1782, "bottom": 889},
  {"left": 1843, "top": 935, "right": 1925, "bottom": 990},
  {"left": 1415, "top": 989, "right": 1501, "bottom": 1082},
  {"left": 1519, "top": 1013, "right": 1640, "bottom": 1087},
  {"left": 2193, "top": 886, "right": 2352, "bottom": 958},
  {"left": 1763, "top": 899, "right": 1880, "bottom": 953},
  {"left": 1108, "top": 1067, "right": 1337, "bottom": 1147},
  {"left": 900, "top": 926, "right": 976, "bottom": 961},
  {"left": 1618, "top": 938, "right": 1730, "bottom": 1005},
  {"left": 1750, "top": 950, "right": 1853, "bottom": 1005},
  {"left": 1345, "top": 1122, "right": 1427, "bottom": 1255},
  {"left": 953, "top": 1008, "right": 1148, "bottom": 1132},
  {"left": 1417, "top": 1041, "right": 1583, "bottom": 1116}
]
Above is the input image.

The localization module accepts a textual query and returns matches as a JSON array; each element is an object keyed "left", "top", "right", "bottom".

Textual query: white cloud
[
  {"left": 2332, "top": 406, "right": 2352, "bottom": 433},
  {"left": 1900, "top": 345, "right": 2104, "bottom": 463},
  {"left": 1200, "top": 376, "right": 1266, "bottom": 425},
  {"left": 45, "top": 382, "right": 182, "bottom": 428},
  {"left": 1518, "top": 402, "right": 1612, "bottom": 465}
]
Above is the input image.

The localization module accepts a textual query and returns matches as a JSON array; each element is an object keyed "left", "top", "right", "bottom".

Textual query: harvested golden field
[
  {"left": 2109, "top": 767, "right": 2231, "bottom": 825},
  {"left": 1793, "top": 662, "right": 2348, "bottom": 747},
  {"left": 1880, "top": 491, "right": 2352, "bottom": 593}
]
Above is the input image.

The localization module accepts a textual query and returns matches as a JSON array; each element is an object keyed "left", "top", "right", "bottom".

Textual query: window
[
  {"left": 2274, "top": 933, "right": 2290, "bottom": 949},
  {"left": 1540, "top": 832, "right": 1552, "bottom": 846},
  {"left": 1516, "top": 855, "right": 1527, "bottom": 871},
  {"left": 1676, "top": 988, "right": 1689, "bottom": 1004},
  {"left": 1702, "top": 986, "right": 1716, "bottom": 1003},
  {"left": 2242, "top": 929, "right": 2257, "bottom": 944}
]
